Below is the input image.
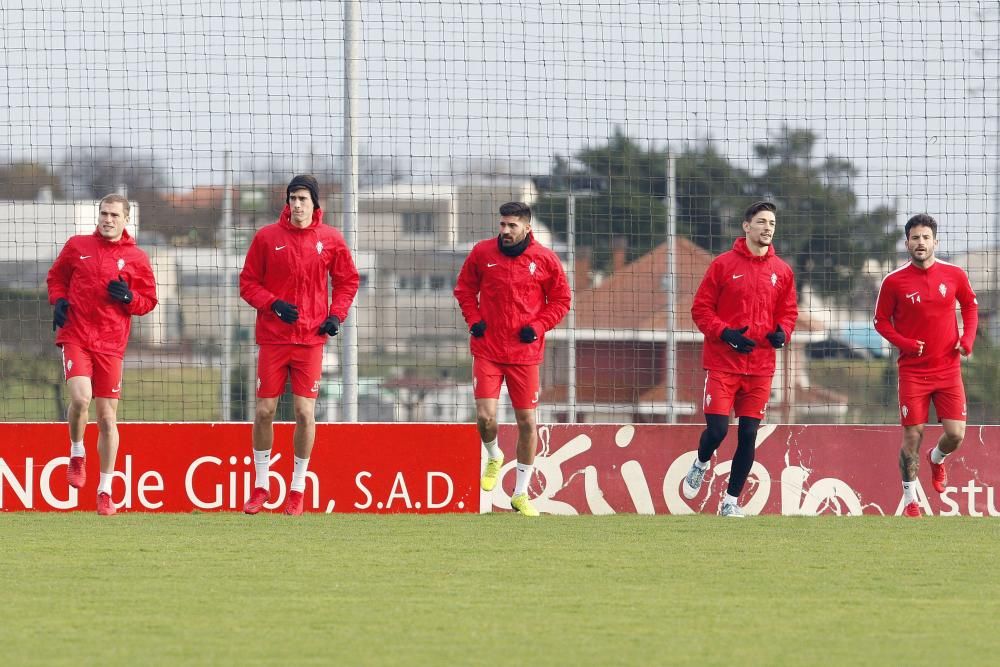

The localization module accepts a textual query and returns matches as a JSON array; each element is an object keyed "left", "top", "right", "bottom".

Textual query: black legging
[{"left": 697, "top": 414, "right": 761, "bottom": 498}]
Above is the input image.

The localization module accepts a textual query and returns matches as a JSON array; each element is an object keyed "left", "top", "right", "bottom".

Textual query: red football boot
[
  {"left": 67, "top": 456, "right": 86, "bottom": 489},
  {"left": 96, "top": 492, "right": 117, "bottom": 516},
  {"left": 926, "top": 449, "right": 947, "bottom": 494},
  {"left": 243, "top": 487, "right": 270, "bottom": 514},
  {"left": 283, "top": 490, "right": 304, "bottom": 516},
  {"left": 903, "top": 501, "right": 921, "bottom": 518}
]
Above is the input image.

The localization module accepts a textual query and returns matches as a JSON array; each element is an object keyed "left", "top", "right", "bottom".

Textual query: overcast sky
[{"left": 1, "top": 0, "right": 998, "bottom": 250}]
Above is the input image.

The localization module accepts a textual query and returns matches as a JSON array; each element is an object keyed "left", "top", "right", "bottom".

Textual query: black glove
[
  {"left": 271, "top": 300, "right": 299, "bottom": 324},
  {"left": 721, "top": 326, "right": 756, "bottom": 354},
  {"left": 108, "top": 275, "right": 133, "bottom": 304},
  {"left": 766, "top": 324, "right": 786, "bottom": 349},
  {"left": 519, "top": 325, "right": 538, "bottom": 343},
  {"left": 53, "top": 298, "right": 69, "bottom": 331},
  {"left": 469, "top": 320, "right": 487, "bottom": 337},
  {"left": 318, "top": 315, "right": 341, "bottom": 336}
]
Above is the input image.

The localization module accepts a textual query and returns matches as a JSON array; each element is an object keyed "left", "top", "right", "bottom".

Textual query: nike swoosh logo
[
  {"left": 732, "top": 274, "right": 743, "bottom": 279},
  {"left": 112, "top": 387, "right": 120, "bottom": 393},
  {"left": 275, "top": 246, "right": 286, "bottom": 251},
  {"left": 80, "top": 255, "right": 91, "bottom": 260},
  {"left": 906, "top": 292, "right": 919, "bottom": 298},
  {"left": 487, "top": 263, "right": 497, "bottom": 267}
]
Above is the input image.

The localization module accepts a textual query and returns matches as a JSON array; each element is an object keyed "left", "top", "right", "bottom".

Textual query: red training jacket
[
  {"left": 240, "top": 206, "right": 360, "bottom": 346},
  {"left": 873, "top": 259, "right": 978, "bottom": 378},
  {"left": 46, "top": 229, "right": 158, "bottom": 359},
  {"left": 454, "top": 234, "right": 571, "bottom": 365},
  {"left": 691, "top": 237, "right": 798, "bottom": 376}
]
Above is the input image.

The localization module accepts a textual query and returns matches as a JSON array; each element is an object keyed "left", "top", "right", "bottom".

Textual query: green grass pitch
[{"left": 3, "top": 514, "right": 1000, "bottom": 666}]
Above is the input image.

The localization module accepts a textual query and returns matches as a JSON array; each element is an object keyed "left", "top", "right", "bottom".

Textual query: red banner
[
  {"left": 0, "top": 423, "right": 480, "bottom": 513},
  {"left": 4, "top": 423, "right": 997, "bottom": 515},
  {"left": 482, "top": 424, "right": 1000, "bottom": 516}
]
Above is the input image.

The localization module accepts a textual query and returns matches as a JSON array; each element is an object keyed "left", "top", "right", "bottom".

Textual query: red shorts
[
  {"left": 898, "top": 373, "right": 967, "bottom": 426},
  {"left": 703, "top": 370, "right": 772, "bottom": 419},
  {"left": 61, "top": 343, "right": 123, "bottom": 399},
  {"left": 257, "top": 344, "right": 324, "bottom": 399},
  {"left": 473, "top": 358, "right": 540, "bottom": 410}
]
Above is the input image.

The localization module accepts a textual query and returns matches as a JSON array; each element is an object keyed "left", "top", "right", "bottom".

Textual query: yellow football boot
[
  {"left": 510, "top": 493, "right": 539, "bottom": 517},
  {"left": 480, "top": 456, "right": 504, "bottom": 492}
]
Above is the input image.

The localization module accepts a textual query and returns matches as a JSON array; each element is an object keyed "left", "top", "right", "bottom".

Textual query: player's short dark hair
[
  {"left": 499, "top": 201, "right": 531, "bottom": 223},
  {"left": 99, "top": 193, "right": 131, "bottom": 218},
  {"left": 904, "top": 213, "right": 937, "bottom": 238},
  {"left": 744, "top": 200, "right": 776, "bottom": 222}
]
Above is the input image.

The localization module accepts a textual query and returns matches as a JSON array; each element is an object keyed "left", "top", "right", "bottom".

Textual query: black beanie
[{"left": 287, "top": 174, "right": 320, "bottom": 209}]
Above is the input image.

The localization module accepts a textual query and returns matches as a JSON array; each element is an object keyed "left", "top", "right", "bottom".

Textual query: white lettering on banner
[
  {"left": 940, "top": 480, "right": 1000, "bottom": 517},
  {"left": 663, "top": 454, "right": 697, "bottom": 515},
  {"left": 984, "top": 486, "right": 1000, "bottom": 517},
  {"left": 387, "top": 473, "right": 412, "bottom": 509},
  {"left": 487, "top": 425, "right": 1000, "bottom": 516},
  {"left": 41, "top": 457, "right": 77, "bottom": 510},
  {"left": 621, "top": 460, "right": 655, "bottom": 514},
  {"left": 426, "top": 472, "right": 454, "bottom": 509},
  {"left": 355, "top": 470, "right": 457, "bottom": 510},
  {"left": 187, "top": 454, "right": 310, "bottom": 510},
  {"left": 582, "top": 465, "right": 615, "bottom": 515},
  {"left": 187, "top": 456, "right": 224, "bottom": 509},
  {"left": 615, "top": 425, "right": 655, "bottom": 514},
  {"left": 966, "top": 481, "right": 983, "bottom": 517},
  {"left": 662, "top": 454, "right": 772, "bottom": 516},
  {"left": 934, "top": 482, "right": 1000, "bottom": 517},
  {"left": 939, "top": 487, "right": 960, "bottom": 516},
  {"left": 355, "top": 471, "right": 373, "bottom": 509},
  {"left": 495, "top": 429, "right": 589, "bottom": 515},
  {"left": 779, "top": 466, "right": 864, "bottom": 516},
  {"left": 109, "top": 456, "right": 135, "bottom": 508},
  {"left": 137, "top": 471, "right": 165, "bottom": 509},
  {"left": 69, "top": 455, "right": 163, "bottom": 510},
  {"left": 1, "top": 457, "right": 34, "bottom": 508},
  {"left": 615, "top": 425, "right": 635, "bottom": 447},
  {"left": 894, "top": 482, "right": 933, "bottom": 516}
]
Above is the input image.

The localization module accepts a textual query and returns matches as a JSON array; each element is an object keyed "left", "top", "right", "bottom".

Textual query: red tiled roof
[{"left": 163, "top": 186, "right": 230, "bottom": 210}]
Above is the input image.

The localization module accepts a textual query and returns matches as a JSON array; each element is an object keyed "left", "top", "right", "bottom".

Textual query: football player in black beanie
[
  {"left": 240, "top": 173, "right": 359, "bottom": 516},
  {"left": 286, "top": 174, "right": 320, "bottom": 210}
]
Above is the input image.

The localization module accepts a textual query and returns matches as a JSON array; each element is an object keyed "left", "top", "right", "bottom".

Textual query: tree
[
  {"left": 675, "top": 142, "right": 753, "bottom": 254},
  {"left": 534, "top": 129, "right": 670, "bottom": 270},
  {"left": 535, "top": 127, "right": 896, "bottom": 300},
  {"left": 751, "top": 127, "right": 897, "bottom": 298},
  {"left": 0, "top": 162, "right": 64, "bottom": 200},
  {"left": 535, "top": 130, "right": 752, "bottom": 271}
]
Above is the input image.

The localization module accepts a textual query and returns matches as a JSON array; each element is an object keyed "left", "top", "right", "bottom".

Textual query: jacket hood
[
  {"left": 91, "top": 227, "right": 137, "bottom": 246},
  {"left": 278, "top": 204, "right": 324, "bottom": 231},
  {"left": 733, "top": 236, "right": 774, "bottom": 261}
]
